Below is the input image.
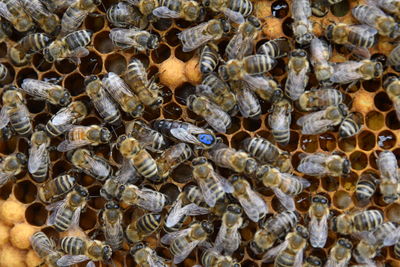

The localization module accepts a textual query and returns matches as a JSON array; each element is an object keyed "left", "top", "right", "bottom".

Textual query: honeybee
[
  {"left": 298, "top": 88, "right": 343, "bottom": 111},
  {"left": 325, "top": 238, "right": 352, "bottom": 267},
  {"left": 21, "top": 78, "right": 71, "bottom": 106},
  {"left": 250, "top": 210, "right": 299, "bottom": 254},
  {"left": 0, "top": 0, "right": 34, "bottom": 32},
  {"left": 38, "top": 174, "right": 76, "bottom": 203},
  {"left": 186, "top": 95, "right": 232, "bottom": 133},
  {"left": 152, "top": 119, "right": 217, "bottom": 149},
  {"left": 178, "top": 18, "right": 231, "bottom": 52},
  {"left": 125, "top": 0, "right": 157, "bottom": 16},
  {"left": 28, "top": 130, "right": 50, "bottom": 182},
  {"left": 31, "top": 231, "right": 64, "bottom": 267},
  {"left": 308, "top": 195, "right": 329, "bottom": 248},
  {"left": 268, "top": 97, "right": 292, "bottom": 146},
  {"left": 311, "top": 0, "right": 344, "bottom": 16},
  {"left": 257, "top": 38, "right": 292, "bottom": 59},
  {"left": 310, "top": 38, "right": 333, "bottom": 83},
  {"left": 151, "top": 0, "right": 203, "bottom": 21},
  {"left": 57, "top": 125, "right": 111, "bottom": 152},
  {"left": 109, "top": 28, "right": 159, "bottom": 51},
  {"left": 196, "top": 73, "right": 237, "bottom": 114},
  {"left": 230, "top": 80, "right": 261, "bottom": 119},
  {"left": 242, "top": 136, "right": 292, "bottom": 172},
  {"left": 0, "top": 63, "right": 8, "bottom": 82},
  {"left": 126, "top": 212, "right": 162, "bottom": 243},
  {"left": 107, "top": 2, "right": 148, "bottom": 29},
  {"left": 330, "top": 60, "right": 383, "bottom": 85},
  {"left": 355, "top": 171, "right": 379, "bottom": 204},
  {"left": 199, "top": 43, "right": 219, "bottom": 74},
  {"left": 339, "top": 112, "right": 363, "bottom": 138},
  {"left": 125, "top": 58, "right": 163, "bottom": 108},
  {"left": 45, "top": 101, "right": 87, "bottom": 138},
  {"left": 156, "top": 143, "right": 192, "bottom": 180},
  {"left": 130, "top": 242, "right": 168, "bottom": 267},
  {"left": 297, "top": 152, "right": 350, "bottom": 177},
  {"left": 201, "top": 249, "right": 241, "bottom": 267},
  {"left": 46, "top": 185, "right": 89, "bottom": 232},
  {"left": 368, "top": 0, "right": 400, "bottom": 17},
  {"left": 331, "top": 209, "right": 383, "bottom": 235},
  {"left": 377, "top": 150, "right": 400, "bottom": 203},
  {"left": 191, "top": 157, "right": 233, "bottom": 207},
  {"left": 102, "top": 72, "right": 144, "bottom": 118},
  {"left": 225, "top": 15, "right": 261, "bottom": 60},
  {"left": 101, "top": 201, "right": 124, "bottom": 250},
  {"left": 43, "top": 29, "right": 92, "bottom": 64},
  {"left": 60, "top": 0, "right": 101, "bottom": 35},
  {"left": 161, "top": 220, "right": 214, "bottom": 264},
  {"left": 19, "top": 0, "right": 60, "bottom": 35},
  {"left": 0, "top": 89, "right": 32, "bottom": 136},
  {"left": 57, "top": 236, "right": 112, "bottom": 266},
  {"left": 303, "top": 256, "right": 322, "bottom": 267},
  {"left": 285, "top": 49, "right": 309, "bottom": 101},
  {"left": 383, "top": 75, "right": 400, "bottom": 121},
  {"left": 296, "top": 105, "right": 348, "bottom": 135},
  {"left": 252, "top": 77, "right": 283, "bottom": 102},
  {"left": 126, "top": 120, "right": 168, "bottom": 153},
  {"left": 9, "top": 33, "right": 53, "bottom": 66},
  {"left": 0, "top": 125, "right": 12, "bottom": 142},
  {"left": 0, "top": 153, "right": 26, "bottom": 187},
  {"left": 70, "top": 148, "right": 112, "bottom": 181},
  {"left": 352, "top": 5, "right": 399, "bottom": 38},
  {"left": 119, "top": 184, "right": 168, "bottom": 212},
  {"left": 291, "top": 0, "right": 314, "bottom": 44},
  {"left": 325, "top": 23, "right": 378, "bottom": 49},
  {"left": 202, "top": 0, "right": 252, "bottom": 23}
]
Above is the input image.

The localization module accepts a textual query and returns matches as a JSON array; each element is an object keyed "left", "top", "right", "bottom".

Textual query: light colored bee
[
  {"left": 257, "top": 38, "right": 292, "bottom": 59},
  {"left": 126, "top": 212, "right": 162, "bottom": 243},
  {"left": 201, "top": 249, "right": 241, "bottom": 267},
  {"left": 215, "top": 204, "right": 243, "bottom": 255},
  {"left": 21, "top": 78, "right": 71, "bottom": 106},
  {"left": 120, "top": 184, "right": 168, "bottom": 212},
  {"left": 202, "top": 0, "right": 252, "bottom": 23},
  {"left": 45, "top": 101, "right": 87, "bottom": 137},
  {"left": 130, "top": 242, "right": 168, "bottom": 267},
  {"left": 46, "top": 185, "right": 89, "bottom": 232},
  {"left": 0, "top": 63, "right": 8, "bottom": 82},
  {"left": 101, "top": 201, "right": 124, "bottom": 250},
  {"left": 308, "top": 195, "right": 329, "bottom": 248},
  {"left": 125, "top": 0, "right": 157, "bottom": 16},
  {"left": 268, "top": 97, "right": 292, "bottom": 146},
  {"left": 256, "top": 165, "right": 310, "bottom": 211},
  {"left": 102, "top": 72, "right": 144, "bottom": 118},
  {"left": 57, "top": 125, "right": 111, "bottom": 152},
  {"left": 178, "top": 18, "right": 231, "bottom": 52},
  {"left": 125, "top": 58, "right": 163, "bottom": 108},
  {"left": 285, "top": 49, "right": 309, "bottom": 101},
  {"left": 28, "top": 130, "right": 50, "bottom": 182},
  {"left": 291, "top": 0, "right": 313, "bottom": 44},
  {"left": 0, "top": 89, "right": 32, "bottom": 136},
  {"left": 191, "top": 157, "right": 234, "bottom": 207},
  {"left": 199, "top": 43, "right": 219, "bottom": 74},
  {"left": 230, "top": 80, "right": 261, "bottom": 119},
  {"left": 9, "top": 33, "right": 53, "bottom": 66},
  {"left": 60, "top": 0, "right": 101, "bottom": 36},
  {"left": 156, "top": 143, "right": 192, "bottom": 180},
  {"left": 109, "top": 28, "right": 159, "bottom": 51},
  {"left": 70, "top": 148, "right": 112, "bottom": 181},
  {"left": 39, "top": 0, "right": 76, "bottom": 12},
  {"left": 339, "top": 112, "right": 363, "bottom": 138},
  {"left": 325, "top": 238, "right": 352, "bottom": 267},
  {"left": 367, "top": 0, "right": 400, "bottom": 17},
  {"left": 38, "top": 174, "right": 76, "bottom": 203},
  {"left": 331, "top": 209, "right": 383, "bottom": 235},
  {"left": 383, "top": 75, "right": 400, "bottom": 121},
  {"left": 0, "top": 0, "right": 34, "bottom": 32},
  {"left": 31, "top": 231, "right": 64, "bottom": 267},
  {"left": 153, "top": 119, "right": 217, "bottom": 149},
  {"left": 298, "top": 88, "right": 343, "bottom": 112},
  {"left": 303, "top": 256, "right": 322, "bottom": 267},
  {"left": 310, "top": 38, "right": 333, "bottom": 83},
  {"left": 161, "top": 220, "right": 214, "bottom": 264},
  {"left": 126, "top": 120, "right": 168, "bottom": 153},
  {"left": 325, "top": 23, "right": 378, "bottom": 50},
  {"left": 151, "top": 0, "right": 203, "bottom": 21},
  {"left": 107, "top": 2, "right": 148, "bottom": 29},
  {"left": 355, "top": 171, "right": 378, "bottom": 204},
  {"left": 186, "top": 94, "right": 232, "bottom": 133},
  {"left": 297, "top": 152, "right": 351, "bottom": 177},
  {"left": 0, "top": 152, "right": 26, "bottom": 187},
  {"left": 57, "top": 236, "right": 112, "bottom": 266},
  {"left": 43, "top": 29, "right": 92, "bottom": 64},
  {"left": 377, "top": 150, "right": 400, "bottom": 203},
  {"left": 225, "top": 15, "right": 261, "bottom": 60},
  {"left": 330, "top": 60, "right": 383, "bottom": 85},
  {"left": 250, "top": 210, "right": 299, "bottom": 254},
  {"left": 19, "top": 0, "right": 60, "bottom": 35}
]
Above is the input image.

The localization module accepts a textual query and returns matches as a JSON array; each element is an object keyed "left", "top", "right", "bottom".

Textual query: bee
[
  {"left": 45, "top": 101, "right": 87, "bottom": 137},
  {"left": 102, "top": 72, "right": 144, "bottom": 118},
  {"left": 330, "top": 60, "right": 383, "bottom": 85},
  {"left": 9, "top": 33, "right": 53, "bottom": 66},
  {"left": 126, "top": 213, "right": 162, "bottom": 243},
  {"left": 215, "top": 204, "right": 243, "bottom": 255},
  {"left": 107, "top": 2, "right": 148, "bottom": 29},
  {"left": 125, "top": 58, "right": 163, "bottom": 108},
  {"left": 57, "top": 236, "right": 112, "bottom": 266},
  {"left": 303, "top": 256, "right": 322, "bottom": 267},
  {"left": 201, "top": 249, "right": 241, "bottom": 267},
  {"left": 252, "top": 77, "right": 283, "bottom": 102},
  {"left": 21, "top": 78, "right": 71, "bottom": 106},
  {"left": 0, "top": 0, "right": 34, "bottom": 32},
  {"left": 19, "top": 0, "right": 60, "bottom": 35},
  {"left": 0, "top": 63, "right": 8, "bottom": 82},
  {"left": 206, "top": 142, "right": 258, "bottom": 176},
  {"left": 186, "top": 94, "right": 232, "bottom": 133},
  {"left": 70, "top": 149, "right": 112, "bottom": 181},
  {"left": 311, "top": 0, "right": 344, "bottom": 16},
  {"left": 31, "top": 231, "right": 64, "bottom": 267},
  {"left": 101, "top": 201, "right": 124, "bottom": 250},
  {"left": 250, "top": 210, "right": 299, "bottom": 254},
  {"left": 0, "top": 125, "right": 12, "bottom": 141},
  {"left": 325, "top": 23, "right": 378, "bottom": 49},
  {"left": 291, "top": 0, "right": 314, "bottom": 44},
  {"left": 130, "top": 242, "right": 168, "bottom": 267},
  {"left": 38, "top": 174, "right": 76, "bottom": 203},
  {"left": 125, "top": 0, "right": 157, "bottom": 16},
  {"left": 377, "top": 150, "right": 400, "bottom": 203},
  {"left": 355, "top": 171, "right": 379, "bottom": 204},
  {"left": 109, "top": 28, "right": 159, "bottom": 51},
  {"left": 152, "top": 119, "right": 217, "bottom": 149},
  {"left": 156, "top": 143, "right": 192, "bottom": 180},
  {"left": 338, "top": 112, "right": 363, "bottom": 138},
  {"left": 325, "top": 238, "right": 352, "bottom": 267},
  {"left": 310, "top": 38, "right": 333, "bottom": 83},
  {"left": 199, "top": 43, "right": 219, "bottom": 74},
  {"left": 191, "top": 157, "right": 233, "bottom": 207},
  {"left": 331, "top": 209, "right": 383, "bottom": 235},
  {"left": 308, "top": 195, "right": 329, "bottom": 248},
  {"left": 202, "top": 0, "right": 252, "bottom": 24},
  {"left": 151, "top": 0, "right": 204, "bottom": 22},
  {"left": 230, "top": 80, "right": 261, "bottom": 119},
  {"left": 57, "top": 125, "right": 111, "bottom": 152},
  {"left": 84, "top": 75, "right": 121, "bottom": 126},
  {"left": 352, "top": 5, "right": 399, "bottom": 38},
  {"left": 43, "top": 29, "right": 92, "bottom": 64},
  {"left": 28, "top": 130, "right": 50, "bottom": 182},
  {"left": 0, "top": 89, "right": 32, "bottom": 136},
  {"left": 296, "top": 104, "right": 348, "bottom": 135},
  {"left": 297, "top": 152, "right": 350, "bottom": 177},
  {"left": 196, "top": 73, "right": 237, "bottom": 114},
  {"left": 298, "top": 88, "right": 343, "bottom": 112},
  {"left": 383, "top": 75, "right": 400, "bottom": 120},
  {"left": 256, "top": 165, "right": 310, "bottom": 211},
  {"left": 225, "top": 15, "right": 261, "bottom": 60},
  {"left": 161, "top": 220, "right": 214, "bottom": 264},
  {"left": 257, "top": 38, "right": 292, "bottom": 59},
  {"left": 368, "top": 0, "right": 400, "bottom": 18},
  {"left": 60, "top": 0, "right": 101, "bottom": 36},
  {"left": 285, "top": 49, "right": 309, "bottom": 101},
  {"left": 242, "top": 136, "right": 292, "bottom": 172},
  {"left": 268, "top": 97, "right": 292, "bottom": 146},
  {"left": 125, "top": 120, "right": 168, "bottom": 153},
  {"left": 178, "top": 18, "right": 231, "bottom": 52},
  {"left": 0, "top": 153, "right": 26, "bottom": 187},
  {"left": 46, "top": 185, "right": 89, "bottom": 232},
  {"left": 119, "top": 184, "right": 168, "bottom": 212}
]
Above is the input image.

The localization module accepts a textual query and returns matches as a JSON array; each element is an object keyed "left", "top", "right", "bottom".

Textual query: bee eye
[{"left": 312, "top": 197, "right": 319, "bottom": 203}]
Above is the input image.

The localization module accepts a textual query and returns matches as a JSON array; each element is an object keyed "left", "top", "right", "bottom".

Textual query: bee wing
[
  {"left": 262, "top": 240, "right": 288, "bottom": 263},
  {"left": 273, "top": 188, "right": 295, "bottom": 211},
  {"left": 239, "top": 186, "right": 268, "bottom": 222},
  {"left": 173, "top": 240, "right": 200, "bottom": 264},
  {"left": 0, "top": 170, "right": 12, "bottom": 187},
  {"left": 138, "top": 188, "right": 166, "bottom": 212},
  {"left": 115, "top": 158, "right": 138, "bottom": 184},
  {"left": 213, "top": 171, "right": 234, "bottom": 193},
  {"left": 196, "top": 177, "right": 220, "bottom": 207},
  {"left": 46, "top": 200, "right": 65, "bottom": 225},
  {"left": 330, "top": 61, "right": 364, "bottom": 84},
  {"left": 57, "top": 138, "right": 92, "bottom": 152},
  {"left": 20, "top": 79, "right": 51, "bottom": 99},
  {"left": 280, "top": 172, "right": 311, "bottom": 188},
  {"left": 379, "top": 228, "right": 400, "bottom": 246},
  {"left": 52, "top": 109, "right": 73, "bottom": 126},
  {"left": 214, "top": 220, "right": 228, "bottom": 252},
  {"left": 28, "top": 143, "right": 47, "bottom": 173},
  {"left": 170, "top": 128, "right": 202, "bottom": 145},
  {"left": 160, "top": 228, "right": 191, "bottom": 245},
  {"left": 104, "top": 221, "right": 123, "bottom": 250},
  {"left": 309, "top": 214, "right": 328, "bottom": 248},
  {"left": 296, "top": 110, "right": 324, "bottom": 126},
  {"left": 152, "top": 6, "right": 180, "bottom": 18},
  {"left": 235, "top": 82, "right": 261, "bottom": 118},
  {"left": 297, "top": 154, "right": 327, "bottom": 175},
  {"left": 223, "top": 8, "right": 245, "bottom": 24},
  {"left": 243, "top": 74, "right": 271, "bottom": 89},
  {"left": 226, "top": 33, "right": 250, "bottom": 60},
  {"left": 0, "top": 2, "right": 13, "bottom": 21},
  {"left": 86, "top": 156, "right": 110, "bottom": 178},
  {"left": 70, "top": 206, "right": 83, "bottom": 230},
  {"left": 178, "top": 22, "right": 214, "bottom": 52},
  {"left": 67, "top": 47, "right": 90, "bottom": 65},
  {"left": 56, "top": 255, "right": 91, "bottom": 267},
  {"left": 0, "top": 106, "right": 10, "bottom": 130},
  {"left": 165, "top": 197, "right": 184, "bottom": 227},
  {"left": 203, "top": 101, "right": 231, "bottom": 133}
]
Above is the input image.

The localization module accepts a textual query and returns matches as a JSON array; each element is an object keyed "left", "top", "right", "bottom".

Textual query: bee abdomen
[
  {"left": 275, "top": 251, "right": 296, "bottom": 267},
  {"left": 60, "top": 236, "right": 85, "bottom": 255},
  {"left": 55, "top": 175, "right": 76, "bottom": 194},
  {"left": 137, "top": 213, "right": 161, "bottom": 234},
  {"left": 61, "top": 7, "right": 85, "bottom": 33},
  {"left": 170, "top": 238, "right": 189, "bottom": 256},
  {"left": 353, "top": 210, "right": 383, "bottom": 232},
  {"left": 46, "top": 122, "right": 62, "bottom": 137},
  {"left": 230, "top": 0, "right": 253, "bottom": 16},
  {"left": 54, "top": 209, "right": 74, "bottom": 232},
  {"left": 356, "top": 180, "right": 376, "bottom": 201},
  {"left": 200, "top": 45, "right": 219, "bottom": 74},
  {"left": 31, "top": 164, "right": 48, "bottom": 182},
  {"left": 348, "top": 30, "right": 376, "bottom": 48},
  {"left": 31, "top": 232, "right": 53, "bottom": 257},
  {"left": 65, "top": 30, "right": 92, "bottom": 50},
  {"left": 271, "top": 128, "right": 290, "bottom": 146},
  {"left": 10, "top": 112, "right": 32, "bottom": 136}
]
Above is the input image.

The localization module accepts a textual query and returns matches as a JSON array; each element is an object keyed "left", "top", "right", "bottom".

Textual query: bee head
[
  {"left": 105, "top": 201, "right": 118, "bottom": 210},
  {"left": 15, "top": 152, "right": 27, "bottom": 166},
  {"left": 306, "top": 256, "right": 322, "bottom": 266},
  {"left": 192, "top": 157, "right": 207, "bottom": 166},
  {"left": 227, "top": 204, "right": 242, "bottom": 215},
  {"left": 186, "top": 94, "right": 197, "bottom": 110},
  {"left": 130, "top": 103, "right": 144, "bottom": 118},
  {"left": 43, "top": 48, "right": 55, "bottom": 63},
  {"left": 312, "top": 195, "right": 328, "bottom": 205},
  {"left": 220, "top": 18, "right": 231, "bottom": 33},
  {"left": 75, "top": 185, "right": 89, "bottom": 198},
  {"left": 383, "top": 75, "right": 399, "bottom": 89},
  {"left": 342, "top": 158, "right": 351, "bottom": 174},
  {"left": 147, "top": 34, "right": 159, "bottom": 50},
  {"left": 100, "top": 127, "right": 112, "bottom": 143},
  {"left": 130, "top": 242, "right": 145, "bottom": 256},
  {"left": 374, "top": 62, "right": 383, "bottom": 77},
  {"left": 84, "top": 75, "right": 98, "bottom": 86},
  {"left": 229, "top": 174, "right": 241, "bottom": 183},
  {"left": 295, "top": 224, "right": 309, "bottom": 239},
  {"left": 325, "top": 24, "right": 335, "bottom": 40},
  {"left": 290, "top": 49, "right": 307, "bottom": 58},
  {"left": 59, "top": 91, "right": 71, "bottom": 106},
  {"left": 102, "top": 245, "right": 113, "bottom": 261},
  {"left": 248, "top": 16, "right": 261, "bottom": 28},
  {"left": 338, "top": 238, "right": 352, "bottom": 249},
  {"left": 200, "top": 220, "right": 214, "bottom": 234},
  {"left": 218, "top": 65, "right": 229, "bottom": 81}
]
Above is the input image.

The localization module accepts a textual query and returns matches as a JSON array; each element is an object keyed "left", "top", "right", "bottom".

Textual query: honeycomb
[{"left": 0, "top": 0, "right": 399, "bottom": 266}]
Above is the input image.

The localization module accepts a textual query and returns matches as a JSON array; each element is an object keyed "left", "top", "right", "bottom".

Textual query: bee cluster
[{"left": 0, "top": 0, "right": 400, "bottom": 266}]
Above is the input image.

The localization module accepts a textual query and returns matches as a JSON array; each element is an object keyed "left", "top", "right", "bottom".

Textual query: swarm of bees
[{"left": 0, "top": 0, "right": 400, "bottom": 265}]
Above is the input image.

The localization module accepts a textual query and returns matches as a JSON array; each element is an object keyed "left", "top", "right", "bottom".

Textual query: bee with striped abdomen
[
  {"left": 9, "top": 33, "right": 53, "bottom": 66},
  {"left": 151, "top": 0, "right": 204, "bottom": 22},
  {"left": 109, "top": 28, "right": 159, "bottom": 51},
  {"left": 119, "top": 184, "right": 168, "bottom": 212},
  {"left": 0, "top": 0, "right": 34, "bottom": 32},
  {"left": 330, "top": 60, "right": 383, "bottom": 85},
  {"left": 130, "top": 242, "right": 168, "bottom": 267},
  {"left": 303, "top": 256, "right": 322, "bottom": 267},
  {"left": 377, "top": 150, "right": 400, "bottom": 203},
  {"left": 21, "top": 78, "right": 71, "bottom": 106},
  {"left": 297, "top": 152, "right": 351, "bottom": 177},
  {"left": 268, "top": 97, "right": 292, "bottom": 146},
  {"left": 57, "top": 125, "right": 111, "bottom": 152},
  {"left": 19, "top": 0, "right": 60, "bottom": 35},
  {"left": 70, "top": 148, "right": 112, "bottom": 181},
  {"left": 257, "top": 38, "right": 291, "bottom": 59},
  {"left": 126, "top": 213, "right": 162, "bottom": 243},
  {"left": 101, "top": 201, "right": 124, "bottom": 250},
  {"left": 0, "top": 153, "right": 27, "bottom": 187},
  {"left": 298, "top": 88, "right": 343, "bottom": 112},
  {"left": 31, "top": 231, "right": 64, "bottom": 267},
  {"left": 199, "top": 43, "right": 219, "bottom": 74},
  {"left": 325, "top": 238, "right": 352, "bottom": 267},
  {"left": 106, "top": 2, "right": 148, "bottom": 29},
  {"left": 215, "top": 204, "right": 243, "bottom": 255},
  {"left": 355, "top": 171, "right": 379, "bottom": 204},
  {"left": 38, "top": 174, "right": 76, "bottom": 203},
  {"left": 291, "top": 0, "right": 313, "bottom": 44},
  {"left": 126, "top": 120, "right": 168, "bottom": 153},
  {"left": 310, "top": 38, "right": 333, "bottom": 83},
  {"left": 325, "top": 23, "right": 378, "bottom": 50},
  {"left": 308, "top": 195, "right": 329, "bottom": 248},
  {"left": 331, "top": 209, "right": 383, "bottom": 235},
  {"left": 285, "top": 49, "right": 309, "bottom": 101},
  {"left": 156, "top": 143, "right": 192, "bottom": 180},
  {"left": 230, "top": 80, "right": 261, "bottom": 119},
  {"left": 202, "top": 0, "right": 252, "bottom": 24},
  {"left": 28, "top": 130, "right": 50, "bottom": 182},
  {"left": 339, "top": 112, "right": 363, "bottom": 138}
]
